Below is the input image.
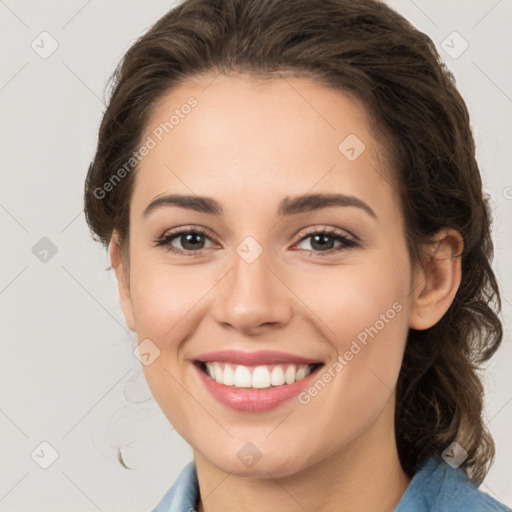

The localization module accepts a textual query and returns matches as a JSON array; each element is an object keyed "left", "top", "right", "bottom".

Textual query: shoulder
[{"left": 394, "top": 457, "right": 511, "bottom": 512}]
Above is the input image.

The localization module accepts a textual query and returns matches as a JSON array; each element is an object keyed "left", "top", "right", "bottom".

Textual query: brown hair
[{"left": 84, "top": 0, "right": 503, "bottom": 484}]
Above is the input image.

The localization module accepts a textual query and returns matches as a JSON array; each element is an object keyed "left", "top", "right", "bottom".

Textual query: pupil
[
  {"left": 182, "top": 233, "right": 204, "bottom": 250},
  {"left": 312, "top": 234, "right": 334, "bottom": 251}
]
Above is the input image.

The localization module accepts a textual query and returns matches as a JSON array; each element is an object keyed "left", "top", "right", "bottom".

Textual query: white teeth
[
  {"left": 223, "top": 363, "right": 235, "bottom": 386},
  {"left": 203, "top": 362, "right": 314, "bottom": 388},
  {"left": 284, "top": 365, "right": 296, "bottom": 385},
  {"left": 214, "top": 364, "right": 223, "bottom": 384},
  {"left": 270, "top": 366, "right": 285, "bottom": 386},
  {"left": 295, "top": 366, "right": 306, "bottom": 380},
  {"left": 252, "top": 366, "right": 271, "bottom": 389},
  {"left": 233, "top": 365, "right": 252, "bottom": 388}
]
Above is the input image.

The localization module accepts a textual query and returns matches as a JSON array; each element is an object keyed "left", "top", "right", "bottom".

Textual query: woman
[{"left": 83, "top": 0, "right": 510, "bottom": 510}]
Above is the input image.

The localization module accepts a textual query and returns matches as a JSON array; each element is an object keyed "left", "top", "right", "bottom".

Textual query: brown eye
[
  {"left": 155, "top": 227, "right": 215, "bottom": 256},
  {"left": 295, "top": 228, "right": 358, "bottom": 256}
]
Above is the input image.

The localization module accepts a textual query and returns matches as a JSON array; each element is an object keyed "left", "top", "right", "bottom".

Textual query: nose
[{"left": 211, "top": 249, "right": 293, "bottom": 335}]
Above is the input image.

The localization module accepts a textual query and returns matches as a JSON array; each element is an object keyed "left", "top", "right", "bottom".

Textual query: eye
[
  {"left": 154, "top": 225, "right": 358, "bottom": 258},
  {"left": 293, "top": 227, "right": 358, "bottom": 256},
  {"left": 154, "top": 226, "right": 215, "bottom": 257}
]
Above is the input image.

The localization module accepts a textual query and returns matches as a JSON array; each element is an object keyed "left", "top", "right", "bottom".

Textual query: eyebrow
[{"left": 143, "top": 192, "right": 377, "bottom": 220}]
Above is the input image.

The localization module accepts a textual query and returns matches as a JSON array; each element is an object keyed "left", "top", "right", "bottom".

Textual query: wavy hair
[{"left": 84, "top": 0, "right": 503, "bottom": 483}]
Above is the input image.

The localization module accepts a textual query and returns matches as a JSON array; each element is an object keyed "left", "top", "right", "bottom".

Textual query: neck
[{"left": 194, "top": 398, "right": 411, "bottom": 512}]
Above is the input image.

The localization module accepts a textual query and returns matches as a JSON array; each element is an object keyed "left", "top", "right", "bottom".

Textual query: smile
[
  {"left": 197, "top": 361, "right": 322, "bottom": 388},
  {"left": 192, "top": 350, "right": 325, "bottom": 412}
]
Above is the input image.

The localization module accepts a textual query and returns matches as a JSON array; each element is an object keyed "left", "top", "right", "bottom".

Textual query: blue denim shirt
[{"left": 152, "top": 456, "right": 511, "bottom": 512}]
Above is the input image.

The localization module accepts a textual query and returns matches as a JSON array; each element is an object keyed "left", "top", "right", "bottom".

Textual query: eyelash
[{"left": 154, "top": 225, "right": 358, "bottom": 258}]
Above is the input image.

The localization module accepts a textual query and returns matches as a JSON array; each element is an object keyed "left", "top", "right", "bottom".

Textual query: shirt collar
[
  {"left": 151, "top": 460, "right": 199, "bottom": 512},
  {"left": 151, "top": 456, "right": 505, "bottom": 512}
]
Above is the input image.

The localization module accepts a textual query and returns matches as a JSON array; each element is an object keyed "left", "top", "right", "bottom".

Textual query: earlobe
[
  {"left": 408, "top": 228, "right": 463, "bottom": 330},
  {"left": 109, "top": 232, "right": 136, "bottom": 332}
]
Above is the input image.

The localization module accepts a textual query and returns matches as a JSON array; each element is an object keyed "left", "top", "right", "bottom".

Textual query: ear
[
  {"left": 109, "top": 231, "right": 136, "bottom": 332},
  {"left": 409, "top": 228, "right": 464, "bottom": 330}
]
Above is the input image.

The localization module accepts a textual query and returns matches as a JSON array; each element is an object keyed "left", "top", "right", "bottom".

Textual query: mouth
[
  {"left": 194, "top": 360, "right": 324, "bottom": 389},
  {"left": 192, "top": 349, "right": 326, "bottom": 411}
]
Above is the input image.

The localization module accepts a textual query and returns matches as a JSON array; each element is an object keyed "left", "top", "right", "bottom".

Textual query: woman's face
[{"left": 115, "top": 73, "right": 418, "bottom": 477}]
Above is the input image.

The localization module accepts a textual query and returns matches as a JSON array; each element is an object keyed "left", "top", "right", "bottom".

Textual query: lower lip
[{"left": 194, "top": 363, "right": 322, "bottom": 412}]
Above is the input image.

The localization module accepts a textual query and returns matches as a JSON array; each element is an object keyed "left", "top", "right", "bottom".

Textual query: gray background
[{"left": 0, "top": 0, "right": 510, "bottom": 510}]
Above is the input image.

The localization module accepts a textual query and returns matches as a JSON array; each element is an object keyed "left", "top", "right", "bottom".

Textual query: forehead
[{"left": 130, "top": 73, "right": 395, "bottom": 218}]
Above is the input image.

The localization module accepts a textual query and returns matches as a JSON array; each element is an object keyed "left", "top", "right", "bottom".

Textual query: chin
[{"left": 198, "top": 441, "right": 315, "bottom": 478}]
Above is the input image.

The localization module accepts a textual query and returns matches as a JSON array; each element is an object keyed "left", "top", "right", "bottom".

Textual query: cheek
[
  {"left": 291, "top": 249, "right": 411, "bottom": 404},
  {"left": 129, "top": 259, "right": 207, "bottom": 340},
  {"left": 128, "top": 262, "right": 208, "bottom": 421},
  {"left": 294, "top": 252, "right": 410, "bottom": 350},
  {"left": 287, "top": 266, "right": 409, "bottom": 452},
  {"left": 128, "top": 258, "right": 222, "bottom": 395}
]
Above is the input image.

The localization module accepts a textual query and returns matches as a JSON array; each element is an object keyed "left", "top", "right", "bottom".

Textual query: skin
[{"left": 109, "top": 73, "right": 463, "bottom": 512}]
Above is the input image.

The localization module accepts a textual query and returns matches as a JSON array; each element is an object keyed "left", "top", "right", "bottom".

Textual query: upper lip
[{"left": 194, "top": 350, "right": 324, "bottom": 366}]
